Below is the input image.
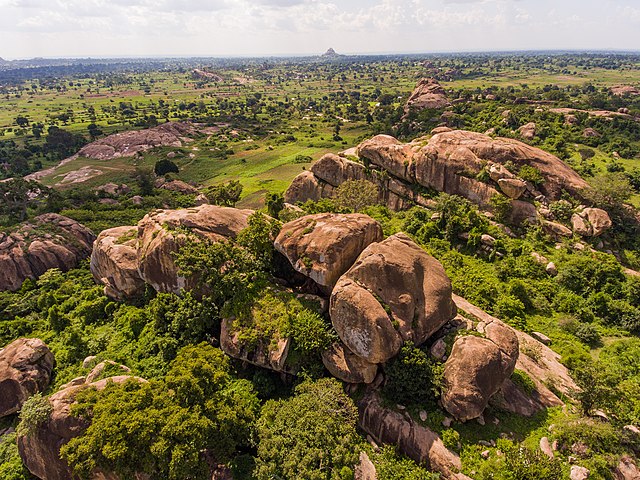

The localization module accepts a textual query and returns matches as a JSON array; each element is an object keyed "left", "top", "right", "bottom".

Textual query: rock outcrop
[
  {"left": 136, "top": 205, "right": 254, "bottom": 293},
  {"left": 0, "top": 338, "right": 55, "bottom": 417},
  {"left": 452, "top": 295, "right": 577, "bottom": 417},
  {"left": 75, "top": 121, "right": 198, "bottom": 161},
  {"left": 518, "top": 122, "right": 536, "bottom": 140},
  {"left": 285, "top": 130, "right": 590, "bottom": 221},
  {"left": 220, "top": 317, "right": 293, "bottom": 374},
  {"left": 330, "top": 233, "right": 456, "bottom": 365},
  {"left": 404, "top": 78, "right": 451, "bottom": 115},
  {"left": 0, "top": 214, "right": 95, "bottom": 291},
  {"left": 441, "top": 314, "right": 519, "bottom": 422},
  {"left": 358, "top": 392, "right": 470, "bottom": 480},
  {"left": 274, "top": 213, "right": 383, "bottom": 290},
  {"left": 17, "top": 375, "right": 144, "bottom": 480},
  {"left": 321, "top": 342, "right": 378, "bottom": 384},
  {"left": 90, "top": 226, "right": 145, "bottom": 299},
  {"left": 571, "top": 208, "right": 612, "bottom": 237}
]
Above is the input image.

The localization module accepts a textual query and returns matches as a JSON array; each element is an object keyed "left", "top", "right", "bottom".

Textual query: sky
[{"left": 1, "top": 0, "right": 640, "bottom": 59}]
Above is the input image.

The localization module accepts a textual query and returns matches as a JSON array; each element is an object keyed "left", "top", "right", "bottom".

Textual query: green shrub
[
  {"left": 553, "top": 417, "right": 622, "bottom": 455},
  {"left": 511, "top": 369, "right": 537, "bottom": 394},
  {"left": 0, "top": 433, "right": 32, "bottom": 480},
  {"left": 383, "top": 342, "right": 443, "bottom": 407},
  {"left": 441, "top": 429, "right": 461, "bottom": 450},
  {"left": 16, "top": 393, "right": 52, "bottom": 437},
  {"left": 372, "top": 446, "right": 439, "bottom": 480}
]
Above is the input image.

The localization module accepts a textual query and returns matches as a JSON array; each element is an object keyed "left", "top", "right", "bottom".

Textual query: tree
[
  {"left": 203, "top": 180, "right": 243, "bottom": 207},
  {"left": 60, "top": 344, "right": 259, "bottom": 480},
  {"left": 585, "top": 172, "right": 632, "bottom": 210},
  {"left": 134, "top": 167, "right": 155, "bottom": 196},
  {"left": 255, "top": 378, "right": 360, "bottom": 480},
  {"left": 0, "top": 178, "right": 46, "bottom": 222},
  {"left": 333, "top": 179, "right": 379, "bottom": 212},
  {"left": 15, "top": 116, "right": 29, "bottom": 128},
  {"left": 265, "top": 192, "right": 284, "bottom": 219},
  {"left": 87, "top": 123, "right": 103, "bottom": 139},
  {"left": 154, "top": 159, "right": 179, "bottom": 176}
]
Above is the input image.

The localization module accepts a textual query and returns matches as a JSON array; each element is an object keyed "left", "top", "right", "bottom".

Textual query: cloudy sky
[{"left": 1, "top": 0, "right": 639, "bottom": 59}]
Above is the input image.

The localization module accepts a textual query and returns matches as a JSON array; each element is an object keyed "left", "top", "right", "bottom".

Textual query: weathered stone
[
  {"left": 571, "top": 208, "right": 612, "bottom": 237},
  {"left": 404, "top": 78, "right": 450, "bottom": 115},
  {"left": 531, "top": 332, "right": 551, "bottom": 345},
  {"left": 137, "top": 205, "right": 254, "bottom": 293},
  {"left": 614, "top": 456, "right": 640, "bottom": 480},
  {"left": 570, "top": 465, "right": 590, "bottom": 480},
  {"left": 518, "top": 122, "right": 536, "bottom": 140},
  {"left": 322, "top": 342, "right": 378, "bottom": 384},
  {"left": 0, "top": 214, "right": 95, "bottom": 292},
  {"left": 330, "top": 233, "right": 456, "bottom": 364},
  {"left": 498, "top": 178, "right": 527, "bottom": 199},
  {"left": 90, "top": 226, "right": 146, "bottom": 299},
  {"left": 354, "top": 451, "right": 377, "bottom": 480},
  {"left": 0, "top": 338, "right": 55, "bottom": 417},
  {"left": 274, "top": 213, "right": 383, "bottom": 290},
  {"left": 540, "top": 437, "right": 554, "bottom": 459},
  {"left": 358, "top": 392, "right": 469, "bottom": 480},
  {"left": 542, "top": 220, "right": 573, "bottom": 238},
  {"left": 441, "top": 314, "right": 519, "bottom": 422}
]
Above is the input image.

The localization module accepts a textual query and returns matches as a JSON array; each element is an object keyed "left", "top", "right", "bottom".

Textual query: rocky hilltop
[
  {"left": 404, "top": 77, "right": 451, "bottom": 115},
  {"left": 285, "top": 128, "right": 609, "bottom": 235},
  {"left": 0, "top": 214, "right": 95, "bottom": 291}
]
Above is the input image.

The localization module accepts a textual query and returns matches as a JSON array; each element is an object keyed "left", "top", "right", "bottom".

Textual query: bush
[
  {"left": 441, "top": 429, "right": 460, "bottom": 450},
  {"left": 0, "top": 433, "right": 32, "bottom": 480},
  {"left": 490, "top": 194, "right": 512, "bottom": 223},
  {"left": 334, "top": 179, "right": 379, "bottom": 212},
  {"left": 16, "top": 393, "right": 52, "bottom": 437},
  {"left": 372, "top": 446, "right": 439, "bottom": 480},
  {"left": 511, "top": 369, "right": 536, "bottom": 394},
  {"left": 383, "top": 342, "right": 443, "bottom": 407},
  {"left": 255, "top": 378, "right": 360, "bottom": 480},
  {"left": 154, "top": 159, "right": 179, "bottom": 176}
]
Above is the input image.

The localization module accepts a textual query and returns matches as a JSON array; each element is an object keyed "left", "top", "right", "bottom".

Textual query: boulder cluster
[
  {"left": 285, "top": 129, "right": 613, "bottom": 237},
  {"left": 0, "top": 214, "right": 96, "bottom": 292}
]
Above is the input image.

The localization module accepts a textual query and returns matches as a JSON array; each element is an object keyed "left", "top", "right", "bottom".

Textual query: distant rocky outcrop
[
  {"left": 17, "top": 375, "right": 145, "bottom": 480},
  {"left": 404, "top": 78, "right": 451, "bottom": 115},
  {"left": 274, "top": 213, "right": 383, "bottom": 291},
  {"left": 331, "top": 233, "right": 456, "bottom": 369},
  {"left": 611, "top": 85, "right": 640, "bottom": 96},
  {"left": 191, "top": 69, "right": 222, "bottom": 81},
  {"left": 0, "top": 338, "right": 55, "bottom": 418},
  {"left": 322, "top": 48, "right": 341, "bottom": 58},
  {"left": 0, "top": 214, "right": 95, "bottom": 292},
  {"left": 75, "top": 121, "right": 198, "bottom": 161}
]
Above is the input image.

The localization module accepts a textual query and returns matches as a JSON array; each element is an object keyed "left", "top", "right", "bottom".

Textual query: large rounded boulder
[
  {"left": 441, "top": 319, "right": 519, "bottom": 422},
  {"left": 90, "top": 225, "right": 146, "bottom": 299},
  {"left": 136, "top": 205, "right": 254, "bottom": 293},
  {"left": 0, "top": 338, "right": 55, "bottom": 417},
  {"left": 274, "top": 213, "right": 383, "bottom": 290},
  {"left": 330, "top": 233, "right": 457, "bottom": 365}
]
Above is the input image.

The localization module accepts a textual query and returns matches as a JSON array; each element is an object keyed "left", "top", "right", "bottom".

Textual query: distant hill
[{"left": 322, "top": 48, "right": 341, "bottom": 58}]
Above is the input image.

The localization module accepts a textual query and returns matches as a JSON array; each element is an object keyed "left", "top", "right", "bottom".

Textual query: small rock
[
  {"left": 442, "top": 417, "right": 453, "bottom": 428},
  {"left": 531, "top": 332, "right": 551, "bottom": 346},
  {"left": 478, "top": 440, "right": 492, "bottom": 447},
  {"left": 573, "top": 242, "right": 586, "bottom": 251},
  {"left": 481, "top": 450, "right": 490, "bottom": 459},
  {"left": 430, "top": 338, "right": 447, "bottom": 360},
  {"left": 131, "top": 195, "right": 143, "bottom": 206},
  {"left": 530, "top": 252, "right": 549, "bottom": 265},
  {"left": 477, "top": 414, "right": 485, "bottom": 426},
  {"left": 396, "top": 404, "right": 406, "bottom": 411},
  {"left": 82, "top": 356, "right": 97, "bottom": 369},
  {"left": 492, "top": 417, "right": 500, "bottom": 425},
  {"left": 480, "top": 234, "right": 496, "bottom": 247},
  {"left": 354, "top": 451, "right": 377, "bottom": 480},
  {"left": 623, "top": 425, "right": 640, "bottom": 435},
  {"left": 546, "top": 262, "right": 558, "bottom": 276},
  {"left": 592, "top": 410, "right": 609, "bottom": 422},
  {"left": 570, "top": 465, "right": 590, "bottom": 480},
  {"left": 419, "top": 411, "right": 428, "bottom": 422},
  {"left": 540, "top": 437, "right": 554, "bottom": 459}
]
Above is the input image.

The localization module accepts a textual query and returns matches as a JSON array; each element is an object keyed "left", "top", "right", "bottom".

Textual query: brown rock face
[
  {"left": 90, "top": 226, "right": 145, "bottom": 299},
  {"left": 358, "top": 392, "right": 469, "bottom": 480},
  {"left": 0, "top": 214, "right": 95, "bottom": 292},
  {"left": 0, "top": 338, "right": 54, "bottom": 417},
  {"left": 498, "top": 178, "right": 527, "bottom": 199},
  {"left": 136, "top": 205, "right": 254, "bottom": 293},
  {"left": 274, "top": 213, "right": 383, "bottom": 290},
  {"left": 321, "top": 342, "right": 378, "bottom": 384},
  {"left": 571, "top": 208, "right": 612, "bottom": 237},
  {"left": 330, "top": 233, "right": 456, "bottom": 364},
  {"left": 158, "top": 179, "right": 199, "bottom": 195},
  {"left": 518, "top": 122, "right": 536, "bottom": 140},
  {"left": 219, "top": 317, "right": 293, "bottom": 374},
  {"left": 17, "top": 375, "right": 144, "bottom": 480},
  {"left": 404, "top": 78, "right": 451, "bottom": 114},
  {"left": 76, "top": 121, "right": 198, "bottom": 161},
  {"left": 611, "top": 85, "right": 640, "bottom": 97},
  {"left": 441, "top": 319, "right": 519, "bottom": 422}
]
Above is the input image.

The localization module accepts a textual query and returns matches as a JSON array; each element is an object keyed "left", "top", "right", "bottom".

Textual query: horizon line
[{"left": 3, "top": 48, "right": 640, "bottom": 62}]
